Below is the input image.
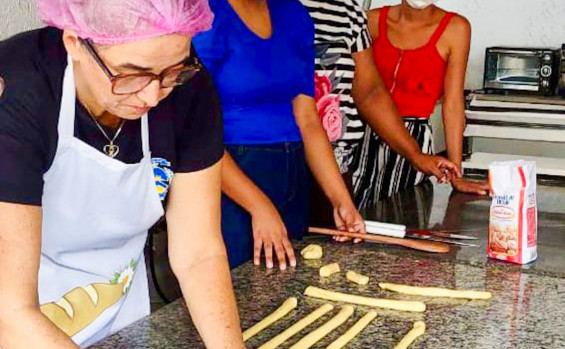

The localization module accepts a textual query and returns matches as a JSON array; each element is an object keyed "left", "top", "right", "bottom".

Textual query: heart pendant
[{"left": 103, "top": 144, "right": 120, "bottom": 158}]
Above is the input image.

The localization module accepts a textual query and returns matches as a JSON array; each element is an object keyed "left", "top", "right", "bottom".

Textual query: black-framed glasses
[{"left": 80, "top": 39, "right": 202, "bottom": 95}]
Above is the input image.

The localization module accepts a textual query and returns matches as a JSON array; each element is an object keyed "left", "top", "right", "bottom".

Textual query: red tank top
[{"left": 373, "top": 7, "right": 455, "bottom": 118}]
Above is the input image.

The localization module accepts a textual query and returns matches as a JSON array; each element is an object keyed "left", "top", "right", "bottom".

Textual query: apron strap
[
  {"left": 141, "top": 114, "right": 150, "bottom": 157},
  {"left": 57, "top": 55, "right": 76, "bottom": 140}
]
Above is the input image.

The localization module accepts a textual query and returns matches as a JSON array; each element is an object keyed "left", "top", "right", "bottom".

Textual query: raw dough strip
[
  {"left": 393, "top": 321, "right": 426, "bottom": 349},
  {"left": 243, "top": 297, "right": 298, "bottom": 341},
  {"left": 346, "top": 271, "right": 369, "bottom": 285},
  {"left": 325, "top": 310, "right": 377, "bottom": 349},
  {"left": 304, "top": 286, "right": 426, "bottom": 313},
  {"left": 289, "top": 305, "right": 354, "bottom": 349},
  {"left": 258, "top": 304, "right": 334, "bottom": 349},
  {"left": 319, "top": 263, "right": 341, "bottom": 277},
  {"left": 379, "top": 282, "right": 492, "bottom": 300}
]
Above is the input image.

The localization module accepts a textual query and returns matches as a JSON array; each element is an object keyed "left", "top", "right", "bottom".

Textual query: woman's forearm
[
  {"left": 442, "top": 106, "right": 466, "bottom": 169},
  {"left": 0, "top": 308, "right": 79, "bottom": 349},
  {"left": 355, "top": 85, "right": 422, "bottom": 163},
  {"left": 351, "top": 49, "right": 422, "bottom": 163},
  {"left": 293, "top": 95, "right": 352, "bottom": 206},
  {"left": 221, "top": 151, "right": 273, "bottom": 215},
  {"left": 0, "top": 203, "right": 79, "bottom": 349},
  {"left": 176, "top": 256, "right": 244, "bottom": 349},
  {"left": 300, "top": 121, "right": 352, "bottom": 206},
  {"left": 166, "top": 165, "right": 245, "bottom": 349}
]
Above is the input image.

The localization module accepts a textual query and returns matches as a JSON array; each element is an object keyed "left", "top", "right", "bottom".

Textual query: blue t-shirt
[{"left": 193, "top": 0, "right": 315, "bottom": 144}]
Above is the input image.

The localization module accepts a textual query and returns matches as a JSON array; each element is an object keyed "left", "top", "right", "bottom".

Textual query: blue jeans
[{"left": 222, "top": 142, "right": 311, "bottom": 269}]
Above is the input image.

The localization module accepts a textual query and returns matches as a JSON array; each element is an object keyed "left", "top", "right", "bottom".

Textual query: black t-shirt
[{"left": 0, "top": 28, "right": 223, "bottom": 206}]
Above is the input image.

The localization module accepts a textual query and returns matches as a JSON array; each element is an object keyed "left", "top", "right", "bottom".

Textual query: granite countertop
[{"left": 91, "top": 180, "right": 565, "bottom": 349}]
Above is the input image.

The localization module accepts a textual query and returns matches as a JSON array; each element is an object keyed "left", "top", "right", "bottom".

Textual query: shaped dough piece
[
  {"left": 346, "top": 271, "right": 369, "bottom": 285},
  {"left": 325, "top": 310, "right": 377, "bottom": 349},
  {"left": 304, "top": 286, "right": 426, "bottom": 313},
  {"left": 243, "top": 297, "right": 298, "bottom": 341},
  {"left": 319, "top": 263, "right": 340, "bottom": 277},
  {"left": 301, "top": 244, "right": 323, "bottom": 260},
  {"left": 393, "top": 321, "right": 426, "bottom": 349},
  {"left": 289, "top": 305, "right": 354, "bottom": 349},
  {"left": 379, "top": 282, "right": 492, "bottom": 300},
  {"left": 258, "top": 304, "right": 334, "bottom": 349}
]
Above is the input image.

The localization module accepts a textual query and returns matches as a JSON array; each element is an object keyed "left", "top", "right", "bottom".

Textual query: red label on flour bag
[{"left": 488, "top": 160, "right": 537, "bottom": 264}]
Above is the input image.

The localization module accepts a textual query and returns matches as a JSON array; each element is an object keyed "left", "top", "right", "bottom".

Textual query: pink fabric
[
  {"left": 317, "top": 94, "right": 342, "bottom": 142},
  {"left": 314, "top": 74, "right": 331, "bottom": 101},
  {"left": 36, "top": 0, "right": 214, "bottom": 45},
  {"left": 314, "top": 72, "right": 343, "bottom": 142}
]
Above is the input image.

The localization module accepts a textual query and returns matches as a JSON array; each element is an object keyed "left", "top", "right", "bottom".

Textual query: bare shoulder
[
  {"left": 445, "top": 13, "right": 471, "bottom": 40},
  {"left": 366, "top": 7, "right": 383, "bottom": 39}
]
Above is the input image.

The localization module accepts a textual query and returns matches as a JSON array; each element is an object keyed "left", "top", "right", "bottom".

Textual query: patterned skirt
[{"left": 353, "top": 118, "right": 433, "bottom": 211}]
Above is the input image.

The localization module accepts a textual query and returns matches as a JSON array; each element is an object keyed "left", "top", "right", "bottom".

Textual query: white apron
[{"left": 38, "top": 57, "right": 164, "bottom": 347}]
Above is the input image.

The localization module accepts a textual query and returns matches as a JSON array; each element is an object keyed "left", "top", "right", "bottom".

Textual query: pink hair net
[{"left": 36, "top": 0, "right": 214, "bottom": 45}]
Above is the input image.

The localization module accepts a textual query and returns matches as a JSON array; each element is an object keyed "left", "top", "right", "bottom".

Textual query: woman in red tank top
[{"left": 355, "top": 0, "right": 488, "bottom": 208}]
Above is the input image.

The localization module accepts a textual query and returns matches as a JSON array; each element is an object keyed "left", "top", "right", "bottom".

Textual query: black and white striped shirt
[{"left": 300, "top": 0, "right": 372, "bottom": 172}]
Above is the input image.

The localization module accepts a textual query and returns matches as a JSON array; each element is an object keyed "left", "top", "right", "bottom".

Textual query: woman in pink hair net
[{"left": 0, "top": 1, "right": 245, "bottom": 348}]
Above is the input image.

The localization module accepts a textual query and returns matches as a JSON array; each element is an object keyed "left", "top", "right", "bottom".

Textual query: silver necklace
[{"left": 89, "top": 114, "right": 126, "bottom": 158}]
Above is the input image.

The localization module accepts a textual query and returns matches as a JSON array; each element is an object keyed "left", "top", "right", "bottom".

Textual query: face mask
[{"left": 406, "top": 0, "right": 439, "bottom": 10}]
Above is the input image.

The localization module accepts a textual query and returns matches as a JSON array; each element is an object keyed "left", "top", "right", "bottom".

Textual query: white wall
[
  {"left": 0, "top": 0, "right": 41, "bottom": 40},
  {"left": 3, "top": 0, "right": 565, "bottom": 155},
  {"left": 367, "top": 0, "right": 565, "bottom": 154},
  {"left": 6, "top": 0, "right": 565, "bottom": 89},
  {"left": 368, "top": 0, "right": 565, "bottom": 90}
]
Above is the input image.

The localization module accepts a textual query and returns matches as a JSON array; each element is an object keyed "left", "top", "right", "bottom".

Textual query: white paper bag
[{"left": 488, "top": 160, "right": 537, "bottom": 264}]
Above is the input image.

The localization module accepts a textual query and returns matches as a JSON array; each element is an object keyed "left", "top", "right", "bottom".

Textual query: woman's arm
[
  {"left": 292, "top": 95, "right": 365, "bottom": 235},
  {"left": 221, "top": 151, "right": 296, "bottom": 270},
  {"left": 0, "top": 202, "right": 79, "bottom": 349},
  {"left": 165, "top": 160, "right": 245, "bottom": 349},
  {"left": 351, "top": 48, "right": 460, "bottom": 180},
  {"left": 442, "top": 16, "right": 488, "bottom": 195},
  {"left": 362, "top": 8, "right": 460, "bottom": 180}
]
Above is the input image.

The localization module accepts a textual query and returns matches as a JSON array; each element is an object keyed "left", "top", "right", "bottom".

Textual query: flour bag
[{"left": 488, "top": 160, "right": 537, "bottom": 264}]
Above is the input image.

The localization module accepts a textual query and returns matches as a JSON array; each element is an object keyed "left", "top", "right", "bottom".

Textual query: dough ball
[{"left": 301, "top": 244, "right": 323, "bottom": 260}]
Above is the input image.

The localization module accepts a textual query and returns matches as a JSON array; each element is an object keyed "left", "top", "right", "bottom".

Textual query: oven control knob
[
  {"left": 543, "top": 54, "right": 553, "bottom": 62},
  {"left": 541, "top": 65, "right": 552, "bottom": 78},
  {"left": 541, "top": 80, "right": 550, "bottom": 88}
]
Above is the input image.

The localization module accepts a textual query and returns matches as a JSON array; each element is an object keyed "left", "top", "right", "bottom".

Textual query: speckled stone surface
[
  {"left": 91, "top": 181, "right": 565, "bottom": 349},
  {"left": 360, "top": 180, "right": 565, "bottom": 278}
]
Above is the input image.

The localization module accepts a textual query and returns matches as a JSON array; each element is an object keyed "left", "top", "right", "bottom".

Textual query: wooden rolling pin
[{"left": 308, "top": 227, "right": 450, "bottom": 254}]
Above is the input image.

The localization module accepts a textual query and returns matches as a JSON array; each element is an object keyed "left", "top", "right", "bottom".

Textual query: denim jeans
[{"left": 222, "top": 142, "right": 311, "bottom": 269}]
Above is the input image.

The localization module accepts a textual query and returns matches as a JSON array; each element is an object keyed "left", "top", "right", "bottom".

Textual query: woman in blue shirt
[{"left": 194, "top": 0, "right": 365, "bottom": 269}]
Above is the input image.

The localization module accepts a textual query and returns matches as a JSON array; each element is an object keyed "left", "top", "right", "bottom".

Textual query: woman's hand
[
  {"left": 451, "top": 177, "right": 489, "bottom": 196},
  {"left": 411, "top": 153, "right": 462, "bottom": 183},
  {"left": 251, "top": 202, "right": 296, "bottom": 270},
  {"left": 332, "top": 200, "right": 366, "bottom": 243}
]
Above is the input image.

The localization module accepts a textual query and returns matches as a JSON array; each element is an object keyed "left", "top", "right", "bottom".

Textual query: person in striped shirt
[{"left": 302, "top": 0, "right": 460, "bottom": 228}]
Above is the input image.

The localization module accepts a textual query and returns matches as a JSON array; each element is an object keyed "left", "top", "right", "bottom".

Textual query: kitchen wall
[
  {"left": 0, "top": 1, "right": 41, "bottom": 40},
  {"left": 5, "top": 0, "right": 565, "bottom": 87},
  {"left": 3, "top": 0, "right": 565, "bottom": 156},
  {"left": 367, "top": 0, "right": 565, "bottom": 90},
  {"left": 4, "top": 0, "right": 565, "bottom": 83}
]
